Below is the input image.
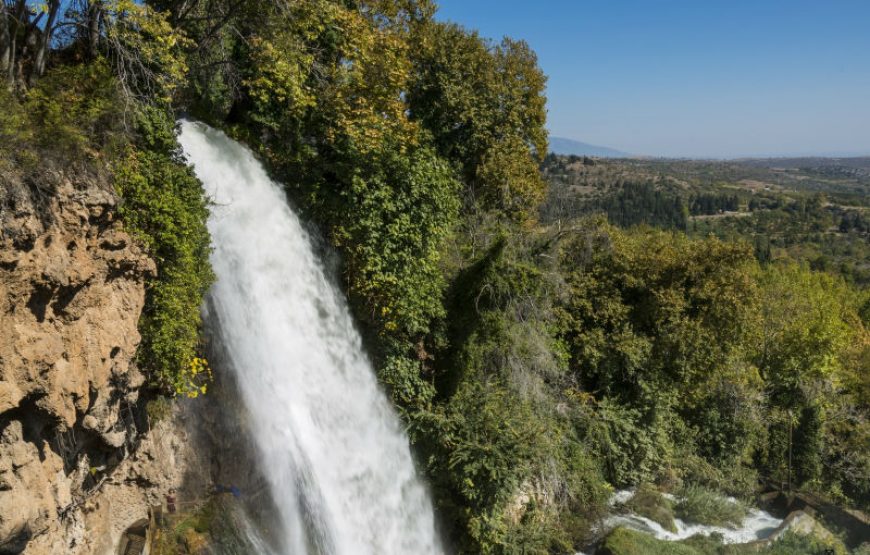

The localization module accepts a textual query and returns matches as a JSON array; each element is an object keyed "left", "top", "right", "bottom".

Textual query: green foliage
[
  {"left": 557, "top": 224, "right": 758, "bottom": 401},
  {"left": 379, "top": 346, "right": 437, "bottom": 409},
  {"left": 442, "top": 381, "right": 544, "bottom": 513},
  {"left": 599, "top": 527, "right": 702, "bottom": 555},
  {"left": 756, "top": 263, "right": 854, "bottom": 399},
  {"left": 551, "top": 219, "right": 867, "bottom": 510},
  {"left": 578, "top": 398, "right": 670, "bottom": 487},
  {"left": 688, "top": 370, "right": 765, "bottom": 471},
  {"left": 758, "top": 531, "right": 847, "bottom": 555},
  {"left": 0, "top": 61, "right": 123, "bottom": 171},
  {"left": 113, "top": 111, "right": 214, "bottom": 396},
  {"left": 151, "top": 498, "right": 220, "bottom": 554},
  {"left": 597, "top": 181, "right": 689, "bottom": 230},
  {"left": 100, "top": 0, "right": 192, "bottom": 101},
  {"left": 337, "top": 144, "right": 460, "bottom": 340},
  {"left": 393, "top": 230, "right": 607, "bottom": 552},
  {"left": 23, "top": 62, "right": 123, "bottom": 154},
  {"left": 541, "top": 154, "right": 870, "bottom": 286},
  {"left": 599, "top": 527, "right": 846, "bottom": 555},
  {"left": 755, "top": 263, "right": 868, "bottom": 501},
  {"left": 555, "top": 223, "right": 765, "bottom": 487},
  {"left": 689, "top": 192, "right": 740, "bottom": 215},
  {"left": 409, "top": 21, "right": 548, "bottom": 220},
  {"left": 674, "top": 485, "right": 747, "bottom": 528},
  {"left": 423, "top": 374, "right": 608, "bottom": 553},
  {"left": 625, "top": 484, "right": 677, "bottom": 532}
]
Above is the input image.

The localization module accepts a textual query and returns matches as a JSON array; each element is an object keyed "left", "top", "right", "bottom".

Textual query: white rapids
[
  {"left": 178, "top": 121, "right": 442, "bottom": 555},
  {"left": 602, "top": 490, "right": 782, "bottom": 545}
]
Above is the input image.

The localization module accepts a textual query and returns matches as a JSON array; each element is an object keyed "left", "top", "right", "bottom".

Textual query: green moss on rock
[{"left": 625, "top": 484, "right": 677, "bottom": 533}]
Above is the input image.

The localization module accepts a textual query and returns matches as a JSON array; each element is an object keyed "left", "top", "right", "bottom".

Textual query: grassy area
[
  {"left": 675, "top": 486, "right": 748, "bottom": 528},
  {"left": 598, "top": 527, "right": 700, "bottom": 555},
  {"left": 599, "top": 527, "right": 847, "bottom": 555},
  {"left": 625, "top": 484, "right": 677, "bottom": 532}
]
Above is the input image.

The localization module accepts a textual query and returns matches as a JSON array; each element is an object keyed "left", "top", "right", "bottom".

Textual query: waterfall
[{"left": 178, "top": 121, "right": 442, "bottom": 555}]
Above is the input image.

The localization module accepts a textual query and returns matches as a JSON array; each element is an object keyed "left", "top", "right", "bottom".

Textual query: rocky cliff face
[{"left": 0, "top": 169, "right": 189, "bottom": 554}]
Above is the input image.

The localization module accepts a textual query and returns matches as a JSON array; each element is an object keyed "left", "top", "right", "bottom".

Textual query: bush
[
  {"left": 23, "top": 61, "right": 123, "bottom": 156},
  {"left": 0, "top": 61, "right": 123, "bottom": 172},
  {"left": 675, "top": 486, "right": 747, "bottom": 528},
  {"left": 580, "top": 398, "right": 669, "bottom": 487},
  {"left": 338, "top": 143, "right": 460, "bottom": 342},
  {"left": 758, "top": 531, "right": 847, "bottom": 555},
  {"left": 599, "top": 527, "right": 844, "bottom": 555},
  {"left": 598, "top": 527, "right": 700, "bottom": 555},
  {"left": 674, "top": 452, "right": 758, "bottom": 501},
  {"left": 113, "top": 111, "right": 214, "bottom": 396},
  {"left": 625, "top": 484, "right": 677, "bottom": 533}
]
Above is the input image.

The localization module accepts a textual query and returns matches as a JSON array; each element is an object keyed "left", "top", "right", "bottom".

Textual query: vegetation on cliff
[
  {"left": 5, "top": 0, "right": 868, "bottom": 553},
  {"left": 113, "top": 109, "right": 214, "bottom": 397},
  {"left": 1, "top": 4, "right": 213, "bottom": 397}
]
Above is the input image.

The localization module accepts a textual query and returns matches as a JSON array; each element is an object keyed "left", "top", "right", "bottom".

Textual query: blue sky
[{"left": 434, "top": 0, "right": 870, "bottom": 158}]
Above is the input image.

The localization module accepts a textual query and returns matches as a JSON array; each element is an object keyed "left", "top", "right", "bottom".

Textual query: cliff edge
[{"left": 0, "top": 169, "right": 189, "bottom": 554}]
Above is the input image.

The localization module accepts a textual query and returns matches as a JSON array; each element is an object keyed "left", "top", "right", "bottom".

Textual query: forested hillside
[
  {"left": 2, "top": 1, "right": 868, "bottom": 554},
  {"left": 543, "top": 155, "right": 870, "bottom": 285}
]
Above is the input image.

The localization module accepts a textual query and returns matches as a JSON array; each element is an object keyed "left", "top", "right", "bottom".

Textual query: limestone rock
[
  {"left": 0, "top": 381, "right": 24, "bottom": 413},
  {"left": 0, "top": 421, "right": 65, "bottom": 554},
  {"left": 781, "top": 510, "right": 839, "bottom": 544},
  {"left": 0, "top": 173, "right": 155, "bottom": 429},
  {"left": 0, "top": 170, "right": 175, "bottom": 554}
]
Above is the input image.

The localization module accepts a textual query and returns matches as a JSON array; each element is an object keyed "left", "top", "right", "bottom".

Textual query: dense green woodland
[
  {"left": 2, "top": 1, "right": 868, "bottom": 553},
  {"left": 542, "top": 155, "right": 870, "bottom": 286}
]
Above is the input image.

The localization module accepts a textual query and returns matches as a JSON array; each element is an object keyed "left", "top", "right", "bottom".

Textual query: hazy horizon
[
  {"left": 436, "top": 0, "right": 870, "bottom": 159},
  {"left": 550, "top": 134, "right": 870, "bottom": 160}
]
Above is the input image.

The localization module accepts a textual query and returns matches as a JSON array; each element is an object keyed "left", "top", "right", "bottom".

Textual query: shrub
[
  {"left": 580, "top": 398, "right": 669, "bottom": 487},
  {"left": 675, "top": 485, "right": 747, "bottom": 528},
  {"left": 598, "top": 527, "right": 700, "bottom": 555},
  {"left": 758, "top": 530, "right": 847, "bottom": 555},
  {"left": 599, "top": 527, "right": 844, "bottom": 555},
  {"left": 113, "top": 111, "right": 214, "bottom": 396},
  {"left": 22, "top": 61, "right": 124, "bottom": 158},
  {"left": 625, "top": 484, "right": 677, "bottom": 533},
  {"left": 0, "top": 61, "right": 123, "bottom": 173}
]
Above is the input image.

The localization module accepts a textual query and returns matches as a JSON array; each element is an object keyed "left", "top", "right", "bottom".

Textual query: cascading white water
[
  {"left": 602, "top": 490, "right": 783, "bottom": 545},
  {"left": 178, "top": 121, "right": 442, "bottom": 555}
]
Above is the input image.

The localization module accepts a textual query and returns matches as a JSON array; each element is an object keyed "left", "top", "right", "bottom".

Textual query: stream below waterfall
[
  {"left": 573, "top": 489, "right": 784, "bottom": 554},
  {"left": 178, "top": 121, "right": 442, "bottom": 555}
]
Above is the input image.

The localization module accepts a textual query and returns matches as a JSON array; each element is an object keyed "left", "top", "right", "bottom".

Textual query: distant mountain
[{"left": 549, "top": 137, "right": 629, "bottom": 158}]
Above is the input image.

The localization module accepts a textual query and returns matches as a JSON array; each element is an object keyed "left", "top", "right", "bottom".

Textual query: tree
[
  {"left": 3, "top": 0, "right": 188, "bottom": 101},
  {"left": 1, "top": 0, "right": 61, "bottom": 86},
  {"left": 409, "top": 21, "right": 548, "bottom": 221}
]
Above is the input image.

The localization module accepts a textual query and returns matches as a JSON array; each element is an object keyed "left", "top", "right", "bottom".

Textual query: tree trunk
[
  {"left": 87, "top": 0, "right": 103, "bottom": 59},
  {"left": 17, "top": 8, "right": 43, "bottom": 86},
  {"left": 6, "top": 0, "right": 28, "bottom": 85},
  {"left": 30, "top": 0, "right": 60, "bottom": 83},
  {"left": 1, "top": 4, "right": 10, "bottom": 78}
]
